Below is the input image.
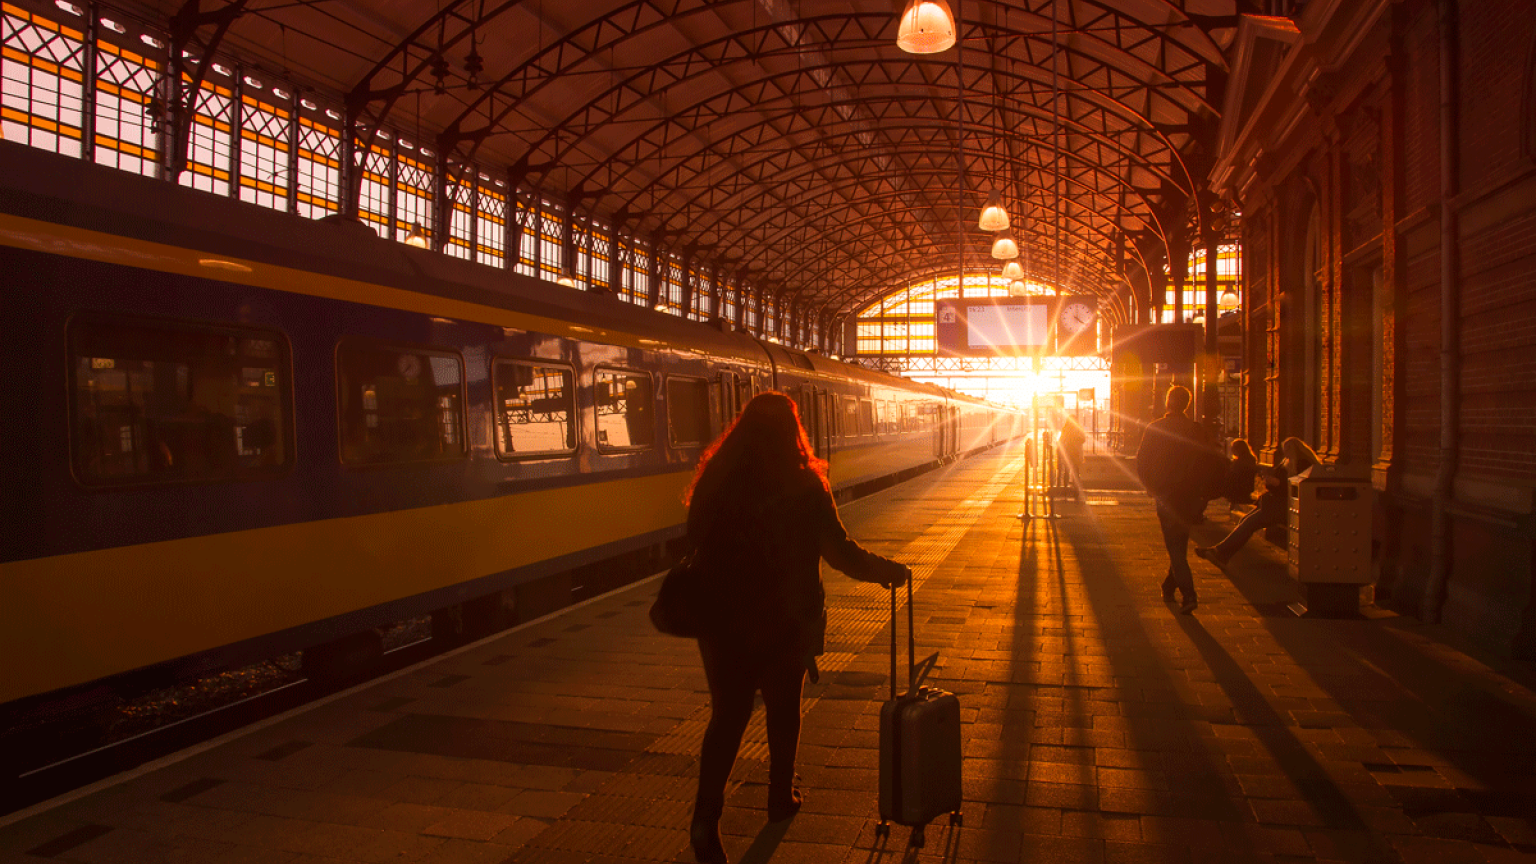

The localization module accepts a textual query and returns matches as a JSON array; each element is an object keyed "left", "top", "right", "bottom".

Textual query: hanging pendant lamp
[
  {"left": 1001, "top": 259, "right": 1024, "bottom": 280},
  {"left": 978, "top": 190, "right": 1010, "bottom": 232},
  {"left": 1008, "top": 279, "right": 1028, "bottom": 297},
  {"left": 990, "top": 229, "right": 1019, "bottom": 259},
  {"left": 896, "top": 0, "right": 955, "bottom": 54}
]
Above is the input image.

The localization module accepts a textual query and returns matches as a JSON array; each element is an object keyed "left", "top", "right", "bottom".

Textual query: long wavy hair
[
  {"left": 685, "top": 391, "right": 828, "bottom": 509},
  {"left": 1279, "top": 437, "right": 1320, "bottom": 475},
  {"left": 1229, "top": 438, "right": 1257, "bottom": 462}
]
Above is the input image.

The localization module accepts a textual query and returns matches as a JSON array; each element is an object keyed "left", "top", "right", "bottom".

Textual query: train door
[
  {"left": 932, "top": 402, "right": 945, "bottom": 461},
  {"left": 710, "top": 372, "right": 736, "bottom": 440},
  {"left": 934, "top": 404, "right": 958, "bottom": 461},
  {"left": 790, "top": 385, "right": 830, "bottom": 460}
]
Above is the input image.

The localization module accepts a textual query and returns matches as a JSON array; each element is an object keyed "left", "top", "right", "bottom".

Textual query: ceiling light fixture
[
  {"left": 978, "top": 190, "right": 1010, "bottom": 232},
  {"left": 1220, "top": 288, "right": 1240, "bottom": 309},
  {"left": 990, "top": 229, "right": 1019, "bottom": 259},
  {"left": 896, "top": 0, "right": 955, "bottom": 54},
  {"left": 1001, "top": 259, "right": 1024, "bottom": 280},
  {"left": 1009, "top": 279, "right": 1028, "bottom": 297},
  {"left": 556, "top": 272, "right": 576, "bottom": 288}
]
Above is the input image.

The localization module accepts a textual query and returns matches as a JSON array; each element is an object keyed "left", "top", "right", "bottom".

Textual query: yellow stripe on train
[{"left": 0, "top": 471, "right": 690, "bottom": 705}]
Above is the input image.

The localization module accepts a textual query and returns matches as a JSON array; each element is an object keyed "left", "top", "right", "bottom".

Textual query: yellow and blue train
[{"left": 0, "top": 143, "right": 1022, "bottom": 718}]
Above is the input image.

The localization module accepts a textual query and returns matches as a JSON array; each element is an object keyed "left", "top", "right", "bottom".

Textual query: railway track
[{"left": 1, "top": 623, "right": 440, "bottom": 816}]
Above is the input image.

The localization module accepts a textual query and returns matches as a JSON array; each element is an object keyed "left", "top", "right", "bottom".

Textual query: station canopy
[{"left": 130, "top": 0, "right": 1243, "bottom": 320}]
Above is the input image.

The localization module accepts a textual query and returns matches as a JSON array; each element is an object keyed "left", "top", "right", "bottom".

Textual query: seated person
[
  {"left": 1196, "top": 437, "right": 1318, "bottom": 567},
  {"left": 1222, "top": 439, "right": 1259, "bottom": 506}
]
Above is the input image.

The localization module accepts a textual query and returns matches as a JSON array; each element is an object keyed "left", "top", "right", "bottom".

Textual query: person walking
[
  {"left": 684, "top": 392, "right": 910, "bottom": 864},
  {"left": 1136, "top": 385, "right": 1217, "bottom": 613},
  {"left": 1196, "top": 437, "right": 1320, "bottom": 567}
]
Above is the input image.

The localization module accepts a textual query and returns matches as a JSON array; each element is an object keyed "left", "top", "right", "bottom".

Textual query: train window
[
  {"left": 595, "top": 368, "right": 654, "bottom": 449},
  {"left": 667, "top": 376, "right": 711, "bottom": 447},
  {"left": 858, "top": 400, "right": 875, "bottom": 437},
  {"left": 337, "top": 341, "right": 465, "bottom": 464},
  {"left": 492, "top": 360, "right": 575, "bottom": 458},
  {"left": 69, "top": 317, "right": 291, "bottom": 485},
  {"left": 841, "top": 397, "right": 858, "bottom": 438},
  {"left": 736, "top": 378, "right": 753, "bottom": 412}
]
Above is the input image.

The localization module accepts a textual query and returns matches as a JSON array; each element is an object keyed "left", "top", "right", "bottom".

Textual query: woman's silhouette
[
  {"left": 684, "top": 392, "right": 909, "bottom": 864},
  {"left": 1221, "top": 438, "right": 1260, "bottom": 506}
]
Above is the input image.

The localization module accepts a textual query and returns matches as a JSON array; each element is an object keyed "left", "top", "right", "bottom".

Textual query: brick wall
[{"left": 1457, "top": 0, "right": 1530, "bottom": 191}]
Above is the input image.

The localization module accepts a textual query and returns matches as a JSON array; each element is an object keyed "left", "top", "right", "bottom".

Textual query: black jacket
[
  {"left": 1136, "top": 412, "right": 1218, "bottom": 512},
  {"left": 687, "top": 470, "right": 901, "bottom": 659}
]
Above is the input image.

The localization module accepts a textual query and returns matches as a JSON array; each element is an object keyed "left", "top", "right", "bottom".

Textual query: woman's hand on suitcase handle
[{"left": 880, "top": 562, "right": 912, "bottom": 589}]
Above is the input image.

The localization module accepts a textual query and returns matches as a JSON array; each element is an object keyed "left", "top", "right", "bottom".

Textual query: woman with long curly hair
[{"left": 684, "top": 391, "right": 910, "bottom": 864}]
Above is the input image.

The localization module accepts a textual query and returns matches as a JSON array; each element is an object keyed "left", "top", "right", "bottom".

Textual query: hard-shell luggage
[{"left": 876, "top": 578, "right": 962, "bottom": 846}]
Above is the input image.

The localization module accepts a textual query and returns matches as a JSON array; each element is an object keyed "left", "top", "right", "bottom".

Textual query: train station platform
[{"left": 3, "top": 443, "right": 1535, "bottom": 864}]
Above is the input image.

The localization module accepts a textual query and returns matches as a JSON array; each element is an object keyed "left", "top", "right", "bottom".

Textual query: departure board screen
[{"left": 936, "top": 298, "right": 1053, "bottom": 356}]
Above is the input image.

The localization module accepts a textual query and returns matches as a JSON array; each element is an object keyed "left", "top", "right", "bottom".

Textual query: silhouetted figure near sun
[{"left": 684, "top": 392, "right": 910, "bottom": 864}]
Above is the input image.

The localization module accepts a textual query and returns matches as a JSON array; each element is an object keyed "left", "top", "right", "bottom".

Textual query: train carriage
[{"left": 0, "top": 143, "right": 1021, "bottom": 720}]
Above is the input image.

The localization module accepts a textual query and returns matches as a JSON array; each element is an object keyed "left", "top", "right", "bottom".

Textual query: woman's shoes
[
  {"left": 767, "top": 786, "right": 803, "bottom": 822},
  {"left": 691, "top": 818, "right": 728, "bottom": 864},
  {"left": 1194, "top": 546, "right": 1229, "bottom": 568}
]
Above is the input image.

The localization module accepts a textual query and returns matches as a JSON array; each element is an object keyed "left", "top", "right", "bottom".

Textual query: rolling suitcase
[{"left": 876, "top": 577, "right": 962, "bottom": 847}]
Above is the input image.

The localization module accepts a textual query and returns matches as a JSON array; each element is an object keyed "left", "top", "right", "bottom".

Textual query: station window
[
  {"left": 492, "top": 360, "right": 575, "bottom": 458},
  {"left": 667, "top": 376, "right": 710, "bottom": 447},
  {"left": 337, "top": 341, "right": 465, "bottom": 464},
  {"left": 595, "top": 368, "right": 654, "bottom": 449},
  {"left": 69, "top": 317, "right": 291, "bottom": 485}
]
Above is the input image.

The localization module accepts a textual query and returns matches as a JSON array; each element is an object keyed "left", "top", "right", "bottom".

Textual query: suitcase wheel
[
  {"left": 950, "top": 811, "right": 963, "bottom": 826},
  {"left": 911, "top": 826, "right": 926, "bottom": 848}
]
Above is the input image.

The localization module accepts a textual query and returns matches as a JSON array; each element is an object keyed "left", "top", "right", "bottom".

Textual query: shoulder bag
[{"left": 649, "top": 549, "right": 708, "bottom": 638}]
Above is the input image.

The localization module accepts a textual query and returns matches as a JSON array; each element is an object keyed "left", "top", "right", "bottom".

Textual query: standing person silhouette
[
  {"left": 684, "top": 392, "right": 910, "bottom": 864},
  {"left": 1136, "top": 385, "right": 1213, "bottom": 613}
]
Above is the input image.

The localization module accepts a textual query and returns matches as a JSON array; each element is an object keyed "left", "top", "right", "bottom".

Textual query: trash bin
[{"left": 1287, "top": 468, "right": 1373, "bottom": 616}]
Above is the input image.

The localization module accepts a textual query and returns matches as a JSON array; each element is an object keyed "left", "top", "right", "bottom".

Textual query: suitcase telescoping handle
[{"left": 889, "top": 575, "right": 916, "bottom": 700}]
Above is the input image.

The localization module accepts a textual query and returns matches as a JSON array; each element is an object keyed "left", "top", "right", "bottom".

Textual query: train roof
[
  {"left": 0, "top": 143, "right": 770, "bottom": 367},
  {"left": 2, "top": 143, "right": 1015, "bottom": 413}
]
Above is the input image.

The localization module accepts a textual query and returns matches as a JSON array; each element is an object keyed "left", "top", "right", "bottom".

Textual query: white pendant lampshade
[
  {"left": 896, "top": 0, "right": 955, "bottom": 54},
  {"left": 990, "top": 229, "right": 1019, "bottom": 259},
  {"left": 1001, "top": 259, "right": 1024, "bottom": 280},
  {"left": 1220, "top": 288, "right": 1240, "bottom": 309},
  {"left": 1008, "top": 279, "right": 1028, "bottom": 296},
  {"left": 978, "top": 191, "right": 1010, "bottom": 232}
]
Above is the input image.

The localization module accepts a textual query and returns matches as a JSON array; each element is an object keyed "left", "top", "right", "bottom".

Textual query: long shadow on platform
[
  {"left": 1189, "top": 527, "right": 1536, "bottom": 847},
  {"left": 1005, "top": 505, "right": 1267, "bottom": 858},
  {"left": 1037, "top": 503, "right": 1402, "bottom": 858}
]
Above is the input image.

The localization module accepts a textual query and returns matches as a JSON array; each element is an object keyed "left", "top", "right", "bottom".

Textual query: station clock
[{"left": 1057, "top": 299, "right": 1096, "bottom": 335}]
